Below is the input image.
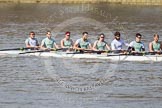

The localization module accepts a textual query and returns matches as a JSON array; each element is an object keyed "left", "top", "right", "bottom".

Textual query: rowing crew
[{"left": 25, "top": 31, "right": 162, "bottom": 53}]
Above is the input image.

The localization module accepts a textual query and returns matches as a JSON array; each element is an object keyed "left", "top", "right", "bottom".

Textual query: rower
[
  {"left": 128, "top": 33, "right": 145, "bottom": 52},
  {"left": 40, "top": 31, "right": 59, "bottom": 50},
  {"left": 74, "top": 32, "right": 92, "bottom": 52},
  {"left": 60, "top": 31, "right": 73, "bottom": 51},
  {"left": 111, "top": 31, "right": 129, "bottom": 53},
  {"left": 25, "top": 31, "right": 39, "bottom": 49},
  {"left": 93, "top": 33, "right": 111, "bottom": 51},
  {"left": 149, "top": 34, "right": 161, "bottom": 53}
]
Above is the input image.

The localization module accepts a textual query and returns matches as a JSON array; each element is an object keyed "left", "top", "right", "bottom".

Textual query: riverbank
[{"left": 0, "top": 0, "right": 161, "bottom": 5}]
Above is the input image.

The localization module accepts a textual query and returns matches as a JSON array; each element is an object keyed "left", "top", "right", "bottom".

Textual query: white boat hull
[{"left": 0, "top": 50, "right": 162, "bottom": 62}]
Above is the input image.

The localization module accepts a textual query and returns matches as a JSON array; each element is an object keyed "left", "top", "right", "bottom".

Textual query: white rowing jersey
[
  {"left": 25, "top": 37, "right": 39, "bottom": 47},
  {"left": 111, "top": 39, "right": 129, "bottom": 50}
]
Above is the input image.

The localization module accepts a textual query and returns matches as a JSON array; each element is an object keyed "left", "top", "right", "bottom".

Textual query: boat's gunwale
[{"left": 0, "top": 50, "right": 162, "bottom": 62}]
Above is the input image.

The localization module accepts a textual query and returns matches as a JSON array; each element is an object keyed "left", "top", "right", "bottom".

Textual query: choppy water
[{"left": 0, "top": 3, "right": 162, "bottom": 108}]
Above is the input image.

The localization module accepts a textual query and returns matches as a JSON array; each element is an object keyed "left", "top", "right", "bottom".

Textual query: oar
[
  {"left": 107, "top": 53, "right": 131, "bottom": 56},
  {"left": 18, "top": 48, "right": 70, "bottom": 54},
  {"left": 66, "top": 49, "right": 127, "bottom": 54},
  {"left": 66, "top": 50, "right": 111, "bottom": 54},
  {"left": 50, "top": 48, "right": 70, "bottom": 51},
  {"left": 75, "top": 49, "right": 127, "bottom": 54},
  {"left": 19, "top": 50, "right": 50, "bottom": 54},
  {"left": 107, "top": 51, "right": 162, "bottom": 56},
  {"left": 0, "top": 47, "right": 32, "bottom": 51},
  {"left": 134, "top": 51, "right": 162, "bottom": 55}
]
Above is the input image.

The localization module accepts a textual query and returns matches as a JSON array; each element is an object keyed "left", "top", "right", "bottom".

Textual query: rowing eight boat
[{"left": 0, "top": 50, "right": 162, "bottom": 62}]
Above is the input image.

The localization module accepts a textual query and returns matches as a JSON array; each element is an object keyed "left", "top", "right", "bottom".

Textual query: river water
[{"left": 0, "top": 3, "right": 162, "bottom": 108}]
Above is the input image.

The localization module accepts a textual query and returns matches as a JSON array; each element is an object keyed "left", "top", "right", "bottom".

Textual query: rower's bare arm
[
  {"left": 71, "top": 40, "right": 74, "bottom": 48},
  {"left": 149, "top": 42, "right": 153, "bottom": 52},
  {"left": 60, "top": 39, "right": 65, "bottom": 48},
  {"left": 92, "top": 41, "right": 97, "bottom": 51},
  {"left": 88, "top": 43, "right": 92, "bottom": 50},
  {"left": 40, "top": 41, "right": 48, "bottom": 50},
  {"left": 73, "top": 42, "right": 78, "bottom": 49},
  {"left": 34, "top": 46, "right": 40, "bottom": 49},
  {"left": 106, "top": 44, "right": 111, "bottom": 50},
  {"left": 73, "top": 42, "right": 83, "bottom": 50},
  {"left": 54, "top": 43, "right": 59, "bottom": 49},
  {"left": 25, "top": 43, "right": 31, "bottom": 48}
]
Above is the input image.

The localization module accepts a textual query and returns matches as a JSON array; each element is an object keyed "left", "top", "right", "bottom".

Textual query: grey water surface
[{"left": 0, "top": 3, "right": 162, "bottom": 108}]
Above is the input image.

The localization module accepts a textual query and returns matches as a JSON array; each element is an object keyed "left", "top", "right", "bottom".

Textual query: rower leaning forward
[
  {"left": 149, "top": 33, "right": 161, "bottom": 54},
  {"left": 40, "top": 31, "right": 59, "bottom": 50},
  {"left": 74, "top": 32, "right": 92, "bottom": 53},
  {"left": 111, "top": 31, "right": 129, "bottom": 53},
  {"left": 128, "top": 33, "right": 145, "bottom": 54},
  {"left": 25, "top": 31, "right": 39, "bottom": 50},
  {"left": 93, "top": 33, "right": 111, "bottom": 53},
  {"left": 60, "top": 31, "right": 73, "bottom": 51}
]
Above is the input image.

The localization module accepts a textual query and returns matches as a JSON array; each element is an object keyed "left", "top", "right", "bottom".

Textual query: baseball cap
[{"left": 65, "top": 31, "right": 70, "bottom": 35}]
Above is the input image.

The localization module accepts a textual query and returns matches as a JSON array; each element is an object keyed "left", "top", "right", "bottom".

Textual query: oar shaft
[
  {"left": 107, "top": 51, "right": 162, "bottom": 56},
  {"left": 49, "top": 48, "right": 72, "bottom": 51},
  {"left": 19, "top": 50, "right": 50, "bottom": 54},
  {"left": 130, "top": 51, "right": 162, "bottom": 55},
  {"left": 0, "top": 47, "right": 32, "bottom": 51}
]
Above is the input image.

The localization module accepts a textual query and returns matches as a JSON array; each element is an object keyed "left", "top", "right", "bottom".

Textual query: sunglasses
[
  {"left": 137, "top": 36, "right": 141, "bottom": 39},
  {"left": 100, "top": 37, "right": 104, "bottom": 38},
  {"left": 115, "top": 35, "right": 120, "bottom": 37}
]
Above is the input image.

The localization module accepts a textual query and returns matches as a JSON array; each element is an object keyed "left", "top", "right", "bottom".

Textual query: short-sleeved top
[
  {"left": 111, "top": 39, "right": 129, "bottom": 50},
  {"left": 41, "top": 37, "right": 56, "bottom": 48},
  {"left": 129, "top": 41, "right": 145, "bottom": 52},
  {"left": 151, "top": 41, "right": 161, "bottom": 51},
  {"left": 25, "top": 37, "right": 39, "bottom": 47},
  {"left": 95, "top": 40, "right": 107, "bottom": 50},
  {"left": 62, "top": 39, "right": 73, "bottom": 48},
  {"left": 75, "top": 38, "right": 91, "bottom": 49}
]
